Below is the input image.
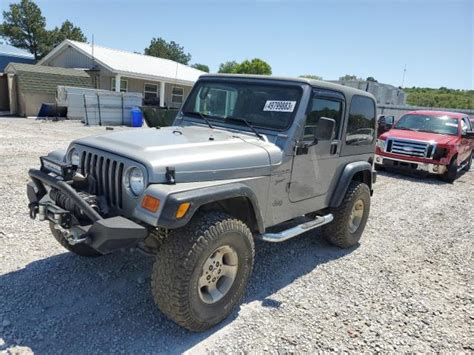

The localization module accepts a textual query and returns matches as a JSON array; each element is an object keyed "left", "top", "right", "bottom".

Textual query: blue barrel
[{"left": 131, "top": 107, "right": 143, "bottom": 127}]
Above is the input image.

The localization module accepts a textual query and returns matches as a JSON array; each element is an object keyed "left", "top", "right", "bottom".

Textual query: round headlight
[
  {"left": 68, "top": 148, "right": 80, "bottom": 166},
  {"left": 126, "top": 167, "right": 145, "bottom": 196}
]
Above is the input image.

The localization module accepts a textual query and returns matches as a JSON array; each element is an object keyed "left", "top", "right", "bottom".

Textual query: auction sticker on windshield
[{"left": 263, "top": 100, "right": 296, "bottom": 112}]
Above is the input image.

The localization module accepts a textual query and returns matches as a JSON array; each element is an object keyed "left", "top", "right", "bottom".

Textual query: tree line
[{"left": 404, "top": 87, "right": 474, "bottom": 110}]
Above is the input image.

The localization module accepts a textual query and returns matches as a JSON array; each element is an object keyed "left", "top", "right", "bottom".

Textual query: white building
[{"left": 38, "top": 40, "right": 205, "bottom": 108}]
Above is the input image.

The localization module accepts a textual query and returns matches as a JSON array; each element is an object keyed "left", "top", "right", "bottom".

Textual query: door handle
[{"left": 330, "top": 141, "right": 339, "bottom": 155}]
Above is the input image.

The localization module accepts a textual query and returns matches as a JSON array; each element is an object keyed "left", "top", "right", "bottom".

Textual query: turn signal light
[
  {"left": 141, "top": 195, "right": 160, "bottom": 213},
  {"left": 176, "top": 202, "right": 191, "bottom": 219}
]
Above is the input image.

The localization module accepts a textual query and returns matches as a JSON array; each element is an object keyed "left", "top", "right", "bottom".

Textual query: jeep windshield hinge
[{"left": 165, "top": 167, "right": 176, "bottom": 184}]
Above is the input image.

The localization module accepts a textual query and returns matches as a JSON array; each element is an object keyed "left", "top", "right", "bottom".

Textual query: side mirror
[
  {"left": 378, "top": 115, "right": 394, "bottom": 127},
  {"left": 462, "top": 130, "right": 474, "bottom": 139},
  {"left": 296, "top": 117, "right": 336, "bottom": 155},
  {"left": 385, "top": 116, "right": 395, "bottom": 126},
  {"left": 315, "top": 117, "right": 336, "bottom": 141}
]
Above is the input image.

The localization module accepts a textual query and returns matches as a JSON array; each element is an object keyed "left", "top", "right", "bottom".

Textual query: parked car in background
[{"left": 375, "top": 110, "right": 474, "bottom": 182}]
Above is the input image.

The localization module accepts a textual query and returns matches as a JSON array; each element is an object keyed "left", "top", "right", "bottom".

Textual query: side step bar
[
  {"left": 257, "top": 213, "right": 334, "bottom": 243},
  {"left": 457, "top": 160, "right": 469, "bottom": 172}
]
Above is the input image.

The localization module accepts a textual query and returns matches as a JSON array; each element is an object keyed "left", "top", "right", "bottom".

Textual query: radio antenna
[
  {"left": 400, "top": 64, "right": 407, "bottom": 88},
  {"left": 91, "top": 34, "right": 95, "bottom": 68}
]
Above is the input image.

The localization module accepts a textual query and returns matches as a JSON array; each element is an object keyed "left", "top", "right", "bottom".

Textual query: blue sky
[{"left": 1, "top": 0, "right": 473, "bottom": 89}]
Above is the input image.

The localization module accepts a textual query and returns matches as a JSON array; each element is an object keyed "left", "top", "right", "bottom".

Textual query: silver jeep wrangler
[{"left": 27, "top": 75, "right": 377, "bottom": 331}]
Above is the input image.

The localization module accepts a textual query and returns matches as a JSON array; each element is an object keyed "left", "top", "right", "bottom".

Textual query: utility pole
[{"left": 401, "top": 64, "right": 407, "bottom": 88}]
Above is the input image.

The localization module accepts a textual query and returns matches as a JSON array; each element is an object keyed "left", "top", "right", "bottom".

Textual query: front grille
[
  {"left": 80, "top": 152, "right": 124, "bottom": 209},
  {"left": 386, "top": 138, "right": 435, "bottom": 158}
]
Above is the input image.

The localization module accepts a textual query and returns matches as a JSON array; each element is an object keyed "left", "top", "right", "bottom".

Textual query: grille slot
[
  {"left": 81, "top": 152, "right": 124, "bottom": 209},
  {"left": 386, "top": 138, "right": 432, "bottom": 158}
]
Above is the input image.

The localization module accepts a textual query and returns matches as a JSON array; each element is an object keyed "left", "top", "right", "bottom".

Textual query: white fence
[{"left": 57, "top": 86, "right": 143, "bottom": 126}]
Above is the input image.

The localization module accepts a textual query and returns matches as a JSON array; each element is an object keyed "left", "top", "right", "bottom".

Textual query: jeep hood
[
  {"left": 381, "top": 129, "right": 458, "bottom": 145},
  {"left": 73, "top": 125, "right": 283, "bottom": 183}
]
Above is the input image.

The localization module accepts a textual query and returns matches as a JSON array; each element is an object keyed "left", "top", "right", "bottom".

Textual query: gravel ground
[{"left": 0, "top": 117, "right": 473, "bottom": 354}]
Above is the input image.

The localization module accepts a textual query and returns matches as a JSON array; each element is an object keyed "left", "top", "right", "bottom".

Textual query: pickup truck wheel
[
  {"left": 49, "top": 222, "right": 102, "bottom": 257},
  {"left": 322, "top": 181, "right": 370, "bottom": 248},
  {"left": 440, "top": 157, "right": 458, "bottom": 183},
  {"left": 151, "top": 211, "right": 254, "bottom": 331}
]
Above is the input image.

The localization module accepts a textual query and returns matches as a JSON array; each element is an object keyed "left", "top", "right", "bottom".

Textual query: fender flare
[
  {"left": 329, "top": 161, "right": 373, "bottom": 208},
  {"left": 157, "top": 182, "right": 265, "bottom": 232}
]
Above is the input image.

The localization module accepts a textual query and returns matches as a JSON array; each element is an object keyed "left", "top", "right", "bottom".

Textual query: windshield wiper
[
  {"left": 183, "top": 111, "right": 213, "bottom": 129},
  {"left": 225, "top": 116, "right": 264, "bottom": 140}
]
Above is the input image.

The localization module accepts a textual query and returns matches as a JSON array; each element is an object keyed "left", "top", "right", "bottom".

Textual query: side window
[
  {"left": 460, "top": 119, "right": 468, "bottom": 135},
  {"left": 144, "top": 83, "right": 160, "bottom": 105},
  {"left": 346, "top": 96, "right": 376, "bottom": 145},
  {"left": 111, "top": 78, "right": 128, "bottom": 92},
  {"left": 462, "top": 117, "right": 471, "bottom": 131},
  {"left": 171, "top": 87, "right": 184, "bottom": 105},
  {"left": 304, "top": 97, "right": 343, "bottom": 141}
]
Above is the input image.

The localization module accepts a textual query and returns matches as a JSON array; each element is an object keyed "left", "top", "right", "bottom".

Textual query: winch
[{"left": 49, "top": 188, "right": 99, "bottom": 220}]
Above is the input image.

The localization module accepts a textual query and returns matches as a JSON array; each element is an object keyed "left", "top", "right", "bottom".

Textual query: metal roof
[
  {"left": 0, "top": 56, "right": 35, "bottom": 72},
  {"left": 38, "top": 40, "right": 205, "bottom": 85},
  {"left": 5, "top": 62, "right": 91, "bottom": 76},
  {"left": 0, "top": 44, "right": 35, "bottom": 59},
  {"left": 0, "top": 44, "right": 35, "bottom": 71},
  {"left": 5, "top": 63, "right": 92, "bottom": 94}
]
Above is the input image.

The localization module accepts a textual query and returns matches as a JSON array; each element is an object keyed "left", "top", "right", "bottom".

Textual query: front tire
[
  {"left": 322, "top": 181, "right": 371, "bottom": 248},
  {"left": 49, "top": 222, "right": 102, "bottom": 257},
  {"left": 151, "top": 211, "right": 254, "bottom": 331},
  {"left": 440, "top": 156, "right": 458, "bottom": 183}
]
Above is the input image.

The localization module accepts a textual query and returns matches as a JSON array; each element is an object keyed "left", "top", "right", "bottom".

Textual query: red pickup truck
[{"left": 375, "top": 110, "right": 474, "bottom": 182}]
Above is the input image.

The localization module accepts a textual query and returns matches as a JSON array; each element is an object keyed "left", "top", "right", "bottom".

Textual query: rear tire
[
  {"left": 49, "top": 222, "right": 102, "bottom": 257},
  {"left": 322, "top": 181, "right": 371, "bottom": 248},
  {"left": 151, "top": 211, "right": 254, "bottom": 331}
]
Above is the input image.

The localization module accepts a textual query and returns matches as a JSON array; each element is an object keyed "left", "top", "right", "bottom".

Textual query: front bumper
[
  {"left": 27, "top": 169, "right": 148, "bottom": 254},
  {"left": 374, "top": 154, "right": 447, "bottom": 175}
]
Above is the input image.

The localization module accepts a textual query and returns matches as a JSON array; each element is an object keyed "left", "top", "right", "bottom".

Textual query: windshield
[
  {"left": 182, "top": 81, "right": 302, "bottom": 131},
  {"left": 394, "top": 114, "right": 459, "bottom": 136}
]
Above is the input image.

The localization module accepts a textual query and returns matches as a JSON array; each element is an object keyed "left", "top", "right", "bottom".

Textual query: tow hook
[
  {"left": 65, "top": 234, "right": 90, "bottom": 246},
  {"left": 53, "top": 224, "right": 90, "bottom": 245},
  {"left": 28, "top": 202, "right": 39, "bottom": 219}
]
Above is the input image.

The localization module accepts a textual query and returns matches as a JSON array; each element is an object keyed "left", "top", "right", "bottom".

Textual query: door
[
  {"left": 460, "top": 117, "right": 473, "bottom": 163},
  {"left": 289, "top": 90, "right": 345, "bottom": 202}
]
